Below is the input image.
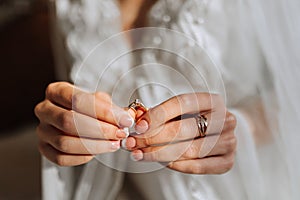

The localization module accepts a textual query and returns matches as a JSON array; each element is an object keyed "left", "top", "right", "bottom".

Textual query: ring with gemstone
[{"left": 128, "top": 99, "right": 148, "bottom": 113}]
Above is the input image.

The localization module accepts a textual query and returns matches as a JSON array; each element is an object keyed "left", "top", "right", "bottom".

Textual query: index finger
[
  {"left": 135, "top": 93, "right": 224, "bottom": 133},
  {"left": 46, "top": 82, "right": 134, "bottom": 127}
]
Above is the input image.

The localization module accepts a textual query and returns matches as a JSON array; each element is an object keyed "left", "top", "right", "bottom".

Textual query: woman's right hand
[{"left": 34, "top": 82, "right": 134, "bottom": 166}]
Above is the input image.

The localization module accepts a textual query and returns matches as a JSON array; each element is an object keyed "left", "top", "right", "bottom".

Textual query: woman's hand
[
  {"left": 125, "top": 93, "right": 237, "bottom": 174},
  {"left": 34, "top": 82, "right": 134, "bottom": 166}
]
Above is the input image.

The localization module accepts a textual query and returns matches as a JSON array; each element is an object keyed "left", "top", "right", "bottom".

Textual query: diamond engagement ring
[{"left": 128, "top": 99, "right": 148, "bottom": 113}]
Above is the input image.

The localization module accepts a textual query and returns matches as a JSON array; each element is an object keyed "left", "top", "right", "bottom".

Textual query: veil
[
  {"left": 249, "top": 0, "right": 300, "bottom": 198},
  {"left": 184, "top": 1, "right": 300, "bottom": 199}
]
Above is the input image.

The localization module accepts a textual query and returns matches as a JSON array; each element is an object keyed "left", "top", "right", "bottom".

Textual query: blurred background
[{"left": 0, "top": 0, "right": 56, "bottom": 199}]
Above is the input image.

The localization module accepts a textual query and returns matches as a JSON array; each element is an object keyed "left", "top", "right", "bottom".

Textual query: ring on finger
[
  {"left": 128, "top": 99, "right": 148, "bottom": 113},
  {"left": 195, "top": 114, "right": 208, "bottom": 138}
]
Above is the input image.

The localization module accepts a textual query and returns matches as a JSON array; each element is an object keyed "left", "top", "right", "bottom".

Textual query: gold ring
[
  {"left": 128, "top": 99, "right": 148, "bottom": 113},
  {"left": 195, "top": 114, "right": 208, "bottom": 137}
]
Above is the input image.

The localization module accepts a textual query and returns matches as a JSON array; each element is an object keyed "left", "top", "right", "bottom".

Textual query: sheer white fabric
[{"left": 44, "top": 0, "right": 300, "bottom": 199}]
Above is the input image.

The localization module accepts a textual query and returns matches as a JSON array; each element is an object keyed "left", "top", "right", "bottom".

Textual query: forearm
[{"left": 230, "top": 96, "right": 273, "bottom": 146}]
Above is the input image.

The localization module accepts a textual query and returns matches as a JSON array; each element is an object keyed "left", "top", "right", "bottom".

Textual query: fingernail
[
  {"left": 130, "top": 151, "right": 143, "bottom": 161},
  {"left": 126, "top": 137, "right": 136, "bottom": 149},
  {"left": 123, "top": 127, "right": 129, "bottom": 137},
  {"left": 119, "top": 115, "right": 134, "bottom": 128},
  {"left": 135, "top": 119, "right": 149, "bottom": 134},
  {"left": 121, "top": 138, "right": 127, "bottom": 150},
  {"left": 116, "top": 128, "right": 129, "bottom": 139},
  {"left": 116, "top": 130, "right": 126, "bottom": 139},
  {"left": 111, "top": 141, "right": 120, "bottom": 150}
]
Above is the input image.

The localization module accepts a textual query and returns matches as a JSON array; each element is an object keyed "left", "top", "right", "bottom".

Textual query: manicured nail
[
  {"left": 130, "top": 151, "right": 143, "bottom": 161},
  {"left": 121, "top": 138, "right": 127, "bottom": 150},
  {"left": 119, "top": 114, "right": 134, "bottom": 128},
  {"left": 123, "top": 127, "right": 129, "bottom": 137},
  {"left": 116, "top": 130, "right": 125, "bottom": 138},
  {"left": 135, "top": 119, "right": 149, "bottom": 134},
  {"left": 125, "top": 137, "right": 136, "bottom": 149},
  {"left": 121, "top": 137, "right": 136, "bottom": 150},
  {"left": 111, "top": 141, "right": 120, "bottom": 150}
]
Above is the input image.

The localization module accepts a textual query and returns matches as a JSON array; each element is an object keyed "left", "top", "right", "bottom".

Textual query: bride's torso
[
  {"left": 48, "top": 1, "right": 297, "bottom": 200},
  {"left": 57, "top": 0, "right": 265, "bottom": 108}
]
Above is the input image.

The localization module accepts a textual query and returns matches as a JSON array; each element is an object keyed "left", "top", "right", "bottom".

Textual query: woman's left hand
[{"left": 125, "top": 93, "right": 237, "bottom": 174}]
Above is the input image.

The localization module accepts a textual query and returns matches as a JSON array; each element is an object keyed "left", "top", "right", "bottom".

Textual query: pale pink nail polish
[
  {"left": 123, "top": 127, "right": 129, "bottom": 137},
  {"left": 119, "top": 115, "right": 134, "bottom": 128},
  {"left": 130, "top": 151, "right": 143, "bottom": 161},
  {"left": 135, "top": 119, "right": 149, "bottom": 134},
  {"left": 111, "top": 141, "right": 120, "bottom": 150},
  {"left": 121, "top": 138, "right": 128, "bottom": 150},
  {"left": 125, "top": 137, "right": 136, "bottom": 149},
  {"left": 116, "top": 130, "right": 126, "bottom": 139}
]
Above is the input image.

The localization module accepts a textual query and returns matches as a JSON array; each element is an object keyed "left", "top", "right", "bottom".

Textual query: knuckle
[
  {"left": 72, "top": 92, "right": 85, "bottom": 111},
  {"left": 227, "top": 112, "right": 237, "bottom": 129},
  {"left": 54, "top": 136, "right": 72, "bottom": 153},
  {"left": 34, "top": 101, "right": 47, "bottom": 118},
  {"left": 34, "top": 103, "right": 42, "bottom": 117},
  {"left": 45, "top": 83, "right": 56, "bottom": 98},
  {"left": 225, "top": 134, "right": 237, "bottom": 153},
  {"left": 55, "top": 155, "right": 68, "bottom": 166},
  {"left": 97, "top": 98, "right": 113, "bottom": 117},
  {"left": 102, "top": 105, "right": 110, "bottom": 115},
  {"left": 58, "top": 112, "right": 74, "bottom": 132},
  {"left": 46, "top": 82, "right": 72, "bottom": 103}
]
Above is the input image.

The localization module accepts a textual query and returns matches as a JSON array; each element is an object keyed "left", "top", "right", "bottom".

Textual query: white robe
[{"left": 44, "top": 0, "right": 300, "bottom": 199}]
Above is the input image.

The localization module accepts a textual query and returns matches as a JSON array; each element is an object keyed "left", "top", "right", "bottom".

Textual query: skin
[
  {"left": 34, "top": 82, "right": 134, "bottom": 166},
  {"left": 118, "top": 0, "right": 157, "bottom": 31},
  {"left": 35, "top": 1, "right": 237, "bottom": 173},
  {"left": 126, "top": 93, "right": 237, "bottom": 174},
  {"left": 35, "top": 82, "right": 237, "bottom": 174}
]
